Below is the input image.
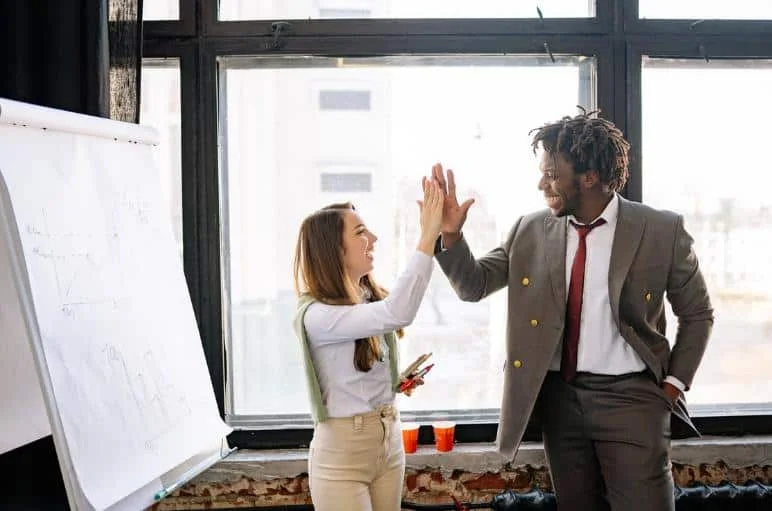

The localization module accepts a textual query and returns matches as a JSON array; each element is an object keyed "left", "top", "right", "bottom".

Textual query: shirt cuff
[
  {"left": 664, "top": 375, "right": 686, "bottom": 392},
  {"left": 439, "top": 232, "right": 462, "bottom": 251}
]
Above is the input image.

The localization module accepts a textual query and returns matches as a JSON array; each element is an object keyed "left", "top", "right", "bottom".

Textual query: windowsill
[{"left": 197, "top": 436, "right": 772, "bottom": 483}]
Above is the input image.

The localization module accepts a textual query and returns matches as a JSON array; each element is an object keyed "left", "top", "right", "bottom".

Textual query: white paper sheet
[
  {"left": 0, "top": 114, "right": 231, "bottom": 510},
  {"left": 0, "top": 190, "right": 51, "bottom": 454}
]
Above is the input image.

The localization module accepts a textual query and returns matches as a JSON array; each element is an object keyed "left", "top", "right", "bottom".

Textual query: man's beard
[{"left": 554, "top": 179, "right": 582, "bottom": 217}]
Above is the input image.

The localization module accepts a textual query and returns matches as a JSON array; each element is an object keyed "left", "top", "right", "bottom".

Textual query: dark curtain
[
  {"left": 0, "top": 0, "right": 143, "bottom": 122},
  {"left": 0, "top": 1, "right": 142, "bottom": 508},
  {"left": 109, "top": 0, "right": 144, "bottom": 122}
]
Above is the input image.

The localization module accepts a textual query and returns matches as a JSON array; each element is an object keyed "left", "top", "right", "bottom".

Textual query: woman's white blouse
[{"left": 303, "top": 251, "right": 433, "bottom": 418}]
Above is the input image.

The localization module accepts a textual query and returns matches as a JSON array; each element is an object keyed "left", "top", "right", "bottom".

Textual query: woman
[{"left": 292, "top": 178, "right": 444, "bottom": 511}]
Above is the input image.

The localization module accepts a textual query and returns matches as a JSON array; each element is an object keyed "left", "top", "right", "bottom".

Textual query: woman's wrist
[{"left": 416, "top": 233, "right": 437, "bottom": 255}]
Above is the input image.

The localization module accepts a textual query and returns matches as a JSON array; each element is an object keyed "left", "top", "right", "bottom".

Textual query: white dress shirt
[
  {"left": 548, "top": 194, "right": 685, "bottom": 391},
  {"left": 303, "top": 251, "right": 433, "bottom": 417}
]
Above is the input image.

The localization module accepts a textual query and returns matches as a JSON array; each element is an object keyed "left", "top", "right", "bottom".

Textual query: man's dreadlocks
[{"left": 529, "top": 108, "right": 630, "bottom": 192}]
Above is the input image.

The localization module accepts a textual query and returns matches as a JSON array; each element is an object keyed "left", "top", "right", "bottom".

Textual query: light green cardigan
[{"left": 293, "top": 293, "right": 401, "bottom": 423}]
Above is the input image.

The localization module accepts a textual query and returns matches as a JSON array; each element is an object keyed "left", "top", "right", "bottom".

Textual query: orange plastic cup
[
  {"left": 432, "top": 421, "right": 455, "bottom": 452},
  {"left": 401, "top": 422, "right": 420, "bottom": 453}
]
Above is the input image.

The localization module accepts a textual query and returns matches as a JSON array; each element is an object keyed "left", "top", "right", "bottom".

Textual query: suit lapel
[
  {"left": 544, "top": 215, "right": 567, "bottom": 312},
  {"left": 609, "top": 197, "right": 645, "bottom": 326}
]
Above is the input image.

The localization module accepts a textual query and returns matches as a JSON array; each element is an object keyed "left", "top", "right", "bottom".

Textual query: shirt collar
[{"left": 568, "top": 192, "right": 618, "bottom": 227}]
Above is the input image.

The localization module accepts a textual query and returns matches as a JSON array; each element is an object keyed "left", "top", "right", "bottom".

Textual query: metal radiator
[
  {"left": 401, "top": 482, "right": 772, "bottom": 510},
  {"left": 223, "top": 481, "right": 772, "bottom": 510}
]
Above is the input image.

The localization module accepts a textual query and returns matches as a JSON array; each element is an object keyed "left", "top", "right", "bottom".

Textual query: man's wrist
[
  {"left": 440, "top": 231, "right": 462, "bottom": 250},
  {"left": 663, "top": 375, "right": 686, "bottom": 393}
]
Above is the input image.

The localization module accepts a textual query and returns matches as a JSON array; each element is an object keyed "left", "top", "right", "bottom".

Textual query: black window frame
[{"left": 143, "top": 0, "right": 772, "bottom": 450}]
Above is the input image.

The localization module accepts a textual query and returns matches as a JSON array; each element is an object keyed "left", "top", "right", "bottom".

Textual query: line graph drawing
[
  {"left": 24, "top": 203, "right": 128, "bottom": 309},
  {"left": 19, "top": 184, "right": 197, "bottom": 451},
  {"left": 102, "top": 343, "right": 192, "bottom": 452}
]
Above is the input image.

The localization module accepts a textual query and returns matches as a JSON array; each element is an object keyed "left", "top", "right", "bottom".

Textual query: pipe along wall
[{"left": 228, "top": 481, "right": 772, "bottom": 511}]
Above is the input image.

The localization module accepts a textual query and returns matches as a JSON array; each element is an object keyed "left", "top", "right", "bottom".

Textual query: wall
[{"left": 152, "top": 438, "right": 772, "bottom": 510}]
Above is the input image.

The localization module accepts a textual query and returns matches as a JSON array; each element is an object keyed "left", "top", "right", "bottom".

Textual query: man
[{"left": 430, "top": 111, "right": 713, "bottom": 511}]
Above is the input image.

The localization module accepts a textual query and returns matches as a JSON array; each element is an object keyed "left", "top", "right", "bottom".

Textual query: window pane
[
  {"left": 142, "top": 0, "right": 180, "bottom": 20},
  {"left": 140, "top": 60, "right": 183, "bottom": 260},
  {"left": 642, "top": 58, "right": 772, "bottom": 411},
  {"left": 220, "top": 55, "right": 594, "bottom": 420},
  {"left": 640, "top": 0, "right": 772, "bottom": 19},
  {"left": 219, "top": 0, "right": 594, "bottom": 20}
]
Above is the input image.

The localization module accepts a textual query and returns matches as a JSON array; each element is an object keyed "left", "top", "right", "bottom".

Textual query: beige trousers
[{"left": 309, "top": 404, "right": 405, "bottom": 511}]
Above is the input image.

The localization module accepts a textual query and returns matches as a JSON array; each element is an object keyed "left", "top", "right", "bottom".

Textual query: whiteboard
[{"left": 0, "top": 98, "right": 232, "bottom": 510}]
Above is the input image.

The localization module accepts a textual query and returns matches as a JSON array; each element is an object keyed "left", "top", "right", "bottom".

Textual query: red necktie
[{"left": 561, "top": 218, "right": 606, "bottom": 382}]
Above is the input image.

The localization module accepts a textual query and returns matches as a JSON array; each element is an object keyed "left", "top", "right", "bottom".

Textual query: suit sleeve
[
  {"left": 666, "top": 214, "right": 714, "bottom": 390},
  {"left": 434, "top": 218, "right": 521, "bottom": 302}
]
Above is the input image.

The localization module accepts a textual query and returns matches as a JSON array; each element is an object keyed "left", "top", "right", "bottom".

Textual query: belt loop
[{"left": 353, "top": 414, "right": 363, "bottom": 432}]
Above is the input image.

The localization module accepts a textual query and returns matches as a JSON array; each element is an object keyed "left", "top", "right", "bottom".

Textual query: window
[
  {"left": 142, "top": 0, "right": 179, "bottom": 20},
  {"left": 143, "top": 0, "right": 772, "bottom": 445},
  {"left": 640, "top": 0, "right": 772, "bottom": 20},
  {"left": 641, "top": 58, "right": 772, "bottom": 410},
  {"left": 219, "top": 55, "right": 594, "bottom": 420},
  {"left": 139, "top": 59, "right": 183, "bottom": 260},
  {"left": 218, "top": 0, "right": 594, "bottom": 20},
  {"left": 319, "top": 90, "right": 372, "bottom": 111}
]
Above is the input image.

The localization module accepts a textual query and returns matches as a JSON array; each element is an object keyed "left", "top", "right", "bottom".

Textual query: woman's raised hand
[{"left": 416, "top": 177, "right": 444, "bottom": 255}]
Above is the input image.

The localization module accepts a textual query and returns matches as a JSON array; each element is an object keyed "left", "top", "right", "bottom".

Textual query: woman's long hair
[{"left": 294, "top": 203, "right": 403, "bottom": 372}]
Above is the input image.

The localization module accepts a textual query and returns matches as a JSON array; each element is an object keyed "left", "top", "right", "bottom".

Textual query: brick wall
[{"left": 152, "top": 461, "right": 772, "bottom": 510}]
